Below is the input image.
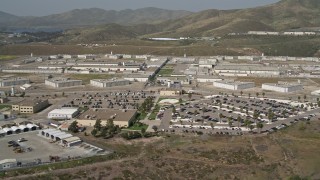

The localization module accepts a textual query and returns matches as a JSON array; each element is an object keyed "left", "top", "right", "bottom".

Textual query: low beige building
[
  {"left": 12, "top": 99, "right": 49, "bottom": 113},
  {"left": 160, "top": 90, "right": 181, "bottom": 96},
  {"left": 77, "top": 109, "right": 137, "bottom": 127}
]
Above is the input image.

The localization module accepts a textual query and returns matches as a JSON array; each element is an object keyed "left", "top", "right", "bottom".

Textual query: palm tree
[
  {"left": 244, "top": 118, "right": 250, "bottom": 129},
  {"left": 253, "top": 110, "right": 259, "bottom": 125},
  {"left": 210, "top": 122, "right": 214, "bottom": 130},
  {"left": 256, "top": 92, "right": 259, "bottom": 98},
  {"left": 257, "top": 122, "right": 264, "bottom": 133},
  {"left": 237, "top": 115, "right": 242, "bottom": 128},
  {"left": 228, "top": 119, "right": 233, "bottom": 127},
  {"left": 262, "top": 92, "right": 265, "bottom": 98},
  {"left": 267, "top": 109, "right": 274, "bottom": 123},
  {"left": 219, "top": 113, "right": 223, "bottom": 123}
]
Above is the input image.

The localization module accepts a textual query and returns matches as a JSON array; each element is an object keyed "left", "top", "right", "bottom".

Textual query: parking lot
[
  {"left": 157, "top": 95, "right": 318, "bottom": 134},
  {"left": 0, "top": 131, "right": 99, "bottom": 163},
  {"left": 63, "top": 90, "right": 156, "bottom": 110}
]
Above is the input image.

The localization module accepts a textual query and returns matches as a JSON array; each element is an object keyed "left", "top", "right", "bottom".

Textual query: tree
[
  {"left": 179, "top": 98, "right": 183, "bottom": 104},
  {"left": 188, "top": 93, "right": 192, "bottom": 100},
  {"left": 298, "top": 96, "right": 301, "bottom": 102},
  {"left": 228, "top": 117, "right": 233, "bottom": 127},
  {"left": 141, "top": 127, "right": 146, "bottom": 137},
  {"left": 94, "top": 119, "right": 102, "bottom": 131},
  {"left": 248, "top": 93, "right": 251, "bottom": 98},
  {"left": 262, "top": 92, "right": 265, "bottom": 98},
  {"left": 172, "top": 106, "right": 176, "bottom": 114},
  {"left": 303, "top": 94, "right": 307, "bottom": 102},
  {"left": 244, "top": 118, "right": 250, "bottom": 129},
  {"left": 240, "top": 91, "right": 243, "bottom": 96},
  {"left": 210, "top": 122, "right": 214, "bottom": 129},
  {"left": 219, "top": 113, "right": 223, "bottom": 123},
  {"left": 256, "top": 92, "right": 259, "bottom": 98},
  {"left": 152, "top": 125, "right": 158, "bottom": 132},
  {"left": 301, "top": 104, "right": 304, "bottom": 109},
  {"left": 68, "top": 121, "right": 78, "bottom": 133},
  {"left": 253, "top": 110, "right": 259, "bottom": 125},
  {"left": 257, "top": 122, "right": 264, "bottom": 133},
  {"left": 268, "top": 109, "right": 274, "bottom": 123},
  {"left": 91, "top": 129, "right": 98, "bottom": 137},
  {"left": 237, "top": 116, "right": 242, "bottom": 128},
  {"left": 249, "top": 125, "right": 254, "bottom": 132},
  {"left": 106, "top": 119, "right": 114, "bottom": 129}
]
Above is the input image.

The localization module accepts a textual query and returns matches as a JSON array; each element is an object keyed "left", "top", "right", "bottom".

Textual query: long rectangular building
[
  {"left": 45, "top": 78, "right": 82, "bottom": 88},
  {"left": 213, "top": 80, "right": 255, "bottom": 90},
  {"left": 0, "top": 77, "right": 29, "bottom": 87},
  {"left": 262, "top": 83, "right": 303, "bottom": 93},
  {"left": 90, "top": 79, "right": 130, "bottom": 88}
]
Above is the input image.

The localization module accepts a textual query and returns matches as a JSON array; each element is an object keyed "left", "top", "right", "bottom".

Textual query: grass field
[
  {"left": 0, "top": 104, "right": 11, "bottom": 110},
  {"left": 158, "top": 68, "right": 174, "bottom": 77},
  {"left": 0, "top": 55, "right": 17, "bottom": 60},
  {"left": 65, "top": 74, "right": 117, "bottom": 84}
]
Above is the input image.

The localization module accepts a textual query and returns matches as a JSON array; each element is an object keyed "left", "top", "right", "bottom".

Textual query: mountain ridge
[{"left": 0, "top": 7, "right": 192, "bottom": 29}]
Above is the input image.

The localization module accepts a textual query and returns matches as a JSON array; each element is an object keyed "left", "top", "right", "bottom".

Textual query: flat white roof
[
  {"left": 263, "top": 83, "right": 302, "bottom": 88},
  {"left": 0, "top": 159, "right": 17, "bottom": 164},
  {"left": 41, "top": 129, "right": 57, "bottom": 133},
  {"left": 49, "top": 108, "right": 78, "bottom": 115},
  {"left": 57, "top": 134, "right": 73, "bottom": 140},
  {"left": 63, "top": 136, "right": 81, "bottom": 143},
  {"left": 215, "top": 80, "right": 254, "bottom": 85}
]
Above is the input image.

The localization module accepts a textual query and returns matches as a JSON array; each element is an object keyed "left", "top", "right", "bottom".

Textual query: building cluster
[
  {"left": 39, "top": 129, "right": 81, "bottom": 147},
  {"left": 212, "top": 80, "right": 303, "bottom": 93},
  {"left": 246, "top": 31, "right": 318, "bottom": 36}
]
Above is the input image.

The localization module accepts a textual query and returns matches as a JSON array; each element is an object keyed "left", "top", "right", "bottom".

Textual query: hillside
[
  {"left": 0, "top": 7, "right": 192, "bottom": 29},
  {"left": 145, "top": 0, "right": 320, "bottom": 37}
]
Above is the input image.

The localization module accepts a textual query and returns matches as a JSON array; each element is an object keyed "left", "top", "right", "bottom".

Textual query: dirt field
[{"left": 2, "top": 119, "right": 320, "bottom": 180}]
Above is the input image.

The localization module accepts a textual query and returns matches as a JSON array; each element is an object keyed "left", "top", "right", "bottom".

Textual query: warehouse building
[
  {"left": 262, "top": 83, "right": 303, "bottom": 93},
  {"left": 196, "top": 76, "right": 222, "bottom": 83},
  {"left": 12, "top": 99, "right": 49, "bottom": 113},
  {"left": 90, "top": 79, "right": 130, "bottom": 88},
  {"left": 124, "top": 75, "right": 149, "bottom": 82},
  {"left": 48, "top": 108, "right": 79, "bottom": 120},
  {"left": 214, "top": 64, "right": 281, "bottom": 76},
  {"left": 39, "top": 129, "right": 81, "bottom": 146},
  {"left": 213, "top": 80, "right": 255, "bottom": 90},
  {"left": 45, "top": 78, "right": 82, "bottom": 88},
  {"left": 77, "top": 109, "right": 137, "bottom": 127},
  {"left": 0, "top": 77, "right": 29, "bottom": 87}
]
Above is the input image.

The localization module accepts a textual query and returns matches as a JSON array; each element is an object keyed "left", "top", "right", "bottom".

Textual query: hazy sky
[{"left": 1, "top": 0, "right": 280, "bottom": 16}]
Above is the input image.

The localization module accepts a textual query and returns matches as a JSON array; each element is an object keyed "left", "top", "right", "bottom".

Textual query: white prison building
[{"left": 213, "top": 80, "right": 255, "bottom": 90}]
